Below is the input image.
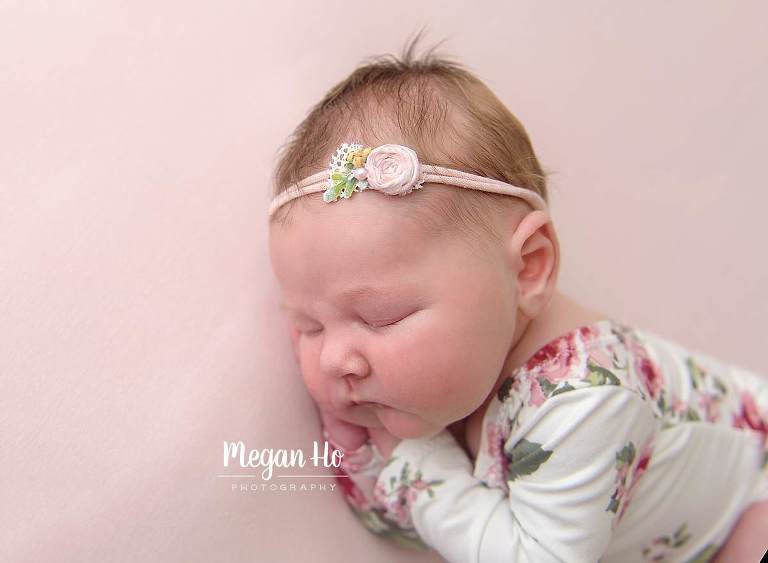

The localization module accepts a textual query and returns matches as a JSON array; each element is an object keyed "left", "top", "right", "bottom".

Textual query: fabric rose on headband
[
  {"left": 323, "top": 143, "right": 424, "bottom": 203},
  {"left": 365, "top": 144, "right": 422, "bottom": 196}
]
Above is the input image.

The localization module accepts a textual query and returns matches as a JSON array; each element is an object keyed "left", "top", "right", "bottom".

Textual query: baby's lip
[{"left": 346, "top": 395, "right": 378, "bottom": 407}]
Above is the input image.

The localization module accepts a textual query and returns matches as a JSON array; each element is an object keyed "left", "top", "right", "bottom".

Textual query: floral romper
[{"left": 324, "top": 319, "right": 768, "bottom": 563}]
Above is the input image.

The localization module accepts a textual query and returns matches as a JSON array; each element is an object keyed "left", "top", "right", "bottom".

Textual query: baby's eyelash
[
  {"left": 367, "top": 312, "right": 412, "bottom": 329},
  {"left": 298, "top": 311, "right": 415, "bottom": 337},
  {"left": 299, "top": 326, "right": 323, "bottom": 337}
]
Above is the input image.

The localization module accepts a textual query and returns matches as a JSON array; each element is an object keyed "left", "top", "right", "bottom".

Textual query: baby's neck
[{"left": 449, "top": 290, "right": 608, "bottom": 459}]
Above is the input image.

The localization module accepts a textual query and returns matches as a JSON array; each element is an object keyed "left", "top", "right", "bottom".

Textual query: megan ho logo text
[{"left": 222, "top": 440, "right": 344, "bottom": 480}]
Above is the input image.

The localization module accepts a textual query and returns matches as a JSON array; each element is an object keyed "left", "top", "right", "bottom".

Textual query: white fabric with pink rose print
[{"left": 326, "top": 319, "right": 768, "bottom": 563}]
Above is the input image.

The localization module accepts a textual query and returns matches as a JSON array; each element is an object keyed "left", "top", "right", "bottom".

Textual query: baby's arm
[
  {"left": 319, "top": 410, "right": 431, "bottom": 550},
  {"left": 711, "top": 499, "right": 768, "bottom": 562},
  {"left": 373, "top": 385, "right": 659, "bottom": 563}
]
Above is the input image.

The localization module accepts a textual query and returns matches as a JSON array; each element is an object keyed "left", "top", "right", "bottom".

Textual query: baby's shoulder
[{"left": 495, "top": 320, "right": 666, "bottom": 425}]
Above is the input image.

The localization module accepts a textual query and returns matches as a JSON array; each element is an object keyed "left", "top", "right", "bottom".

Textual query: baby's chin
[
  {"left": 337, "top": 405, "right": 441, "bottom": 439},
  {"left": 374, "top": 408, "right": 445, "bottom": 440},
  {"left": 335, "top": 405, "right": 386, "bottom": 428}
]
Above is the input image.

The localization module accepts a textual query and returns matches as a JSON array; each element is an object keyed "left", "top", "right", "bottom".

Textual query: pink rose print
[
  {"left": 483, "top": 422, "right": 511, "bottom": 492},
  {"left": 732, "top": 391, "right": 768, "bottom": 435},
  {"left": 523, "top": 333, "right": 579, "bottom": 378},
  {"left": 642, "top": 522, "right": 692, "bottom": 561},
  {"left": 373, "top": 462, "right": 444, "bottom": 530},
  {"left": 365, "top": 144, "right": 422, "bottom": 195},
  {"left": 671, "top": 396, "right": 687, "bottom": 417},
  {"left": 698, "top": 392, "right": 721, "bottom": 423},
  {"left": 528, "top": 379, "right": 547, "bottom": 407},
  {"left": 626, "top": 336, "right": 664, "bottom": 400},
  {"left": 522, "top": 333, "right": 581, "bottom": 407},
  {"left": 334, "top": 466, "right": 374, "bottom": 512},
  {"left": 607, "top": 437, "right": 654, "bottom": 527},
  {"left": 513, "top": 324, "right": 628, "bottom": 408},
  {"left": 578, "top": 324, "right": 603, "bottom": 344}
]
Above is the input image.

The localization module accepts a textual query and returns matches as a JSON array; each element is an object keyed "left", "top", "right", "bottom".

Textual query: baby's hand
[
  {"left": 318, "top": 409, "right": 369, "bottom": 451},
  {"left": 368, "top": 426, "right": 402, "bottom": 459}
]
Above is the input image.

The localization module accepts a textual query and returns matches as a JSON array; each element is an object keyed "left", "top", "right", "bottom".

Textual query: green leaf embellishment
[
  {"left": 506, "top": 438, "right": 553, "bottom": 481},
  {"left": 324, "top": 144, "right": 373, "bottom": 203},
  {"left": 585, "top": 361, "right": 621, "bottom": 386},
  {"left": 606, "top": 496, "right": 620, "bottom": 513},
  {"left": 323, "top": 179, "right": 347, "bottom": 202}
]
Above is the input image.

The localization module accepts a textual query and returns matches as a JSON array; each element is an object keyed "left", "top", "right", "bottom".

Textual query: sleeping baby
[{"left": 266, "top": 43, "right": 768, "bottom": 563}]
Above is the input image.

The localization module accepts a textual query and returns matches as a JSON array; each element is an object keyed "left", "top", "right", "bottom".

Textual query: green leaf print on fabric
[
  {"left": 551, "top": 382, "right": 575, "bottom": 397},
  {"left": 610, "top": 348, "right": 628, "bottom": 371},
  {"left": 685, "top": 543, "right": 719, "bottom": 563},
  {"left": 607, "top": 442, "right": 636, "bottom": 516},
  {"left": 641, "top": 522, "right": 692, "bottom": 561},
  {"left": 652, "top": 355, "right": 731, "bottom": 427},
  {"left": 497, "top": 376, "right": 515, "bottom": 402},
  {"left": 685, "top": 408, "right": 700, "bottom": 422},
  {"left": 538, "top": 376, "right": 557, "bottom": 396},
  {"left": 348, "top": 503, "right": 432, "bottom": 551},
  {"left": 505, "top": 438, "right": 554, "bottom": 481},
  {"left": 374, "top": 459, "right": 444, "bottom": 532},
  {"left": 686, "top": 357, "right": 706, "bottom": 390},
  {"left": 585, "top": 361, "right": 621, "bottom": 386}
]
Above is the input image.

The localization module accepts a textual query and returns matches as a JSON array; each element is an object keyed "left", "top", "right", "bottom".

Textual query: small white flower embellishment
[{"left": 323, "top": 143, "right": 423, "bottom": 203}]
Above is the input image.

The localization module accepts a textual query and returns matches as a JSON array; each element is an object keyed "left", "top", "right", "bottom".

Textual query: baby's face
[{"left": 269, "top": 189, "right": 520, "bottom": 439}]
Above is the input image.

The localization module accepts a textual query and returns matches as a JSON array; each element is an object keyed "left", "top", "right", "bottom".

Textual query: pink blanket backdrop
[{"left": 1, "top": 2, "right": 766, "bottom": 561}]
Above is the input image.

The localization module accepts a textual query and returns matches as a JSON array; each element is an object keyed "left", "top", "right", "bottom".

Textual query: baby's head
[{"left": 268, "top": 37, "right": 561, "bottom": 439}]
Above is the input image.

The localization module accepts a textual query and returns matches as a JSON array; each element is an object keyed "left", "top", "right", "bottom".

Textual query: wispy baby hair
[{"left": 270, "top": 27, "right": 552, "bottom": 250}]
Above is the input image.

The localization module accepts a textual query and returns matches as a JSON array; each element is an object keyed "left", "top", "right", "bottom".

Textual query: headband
[{"left": 268, "top": 142, "right": 547, "bottom": 218}]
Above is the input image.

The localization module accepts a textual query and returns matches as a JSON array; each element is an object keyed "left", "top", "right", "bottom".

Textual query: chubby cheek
[
  {"left": 399, "top": 318, "right": 504, "bottom": 419},
  {"left": 293, "top": 348, "right": 328, "bottom": 408},
  {"left": 384, "top": 330, "right": 471, "bottom": 415}
]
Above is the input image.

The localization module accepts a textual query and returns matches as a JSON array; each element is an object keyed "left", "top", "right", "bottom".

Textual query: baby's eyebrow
[
  {"left": 279, "top": 285, "right": 400, "bottom": 313},
  {"left": 338, "top": 285, "right": 387, "bottom": 303}
]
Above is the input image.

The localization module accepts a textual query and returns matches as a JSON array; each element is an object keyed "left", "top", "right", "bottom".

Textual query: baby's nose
[{"left": 319, "top": 333, "right": 370, "bottom": 380}]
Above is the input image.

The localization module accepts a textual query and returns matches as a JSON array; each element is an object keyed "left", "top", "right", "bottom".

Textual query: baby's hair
[{"left": 270, "top": 27, "right": 552, "bottom": 253}]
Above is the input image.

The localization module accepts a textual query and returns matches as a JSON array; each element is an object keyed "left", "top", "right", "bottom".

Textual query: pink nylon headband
[{"left": 268, "top": 142, "right": 547, "bottom": 218}]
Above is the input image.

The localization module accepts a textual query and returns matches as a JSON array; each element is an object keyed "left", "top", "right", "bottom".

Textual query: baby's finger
[{"left": 319, "top": 409, "right": 369, "bottom": 451}]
